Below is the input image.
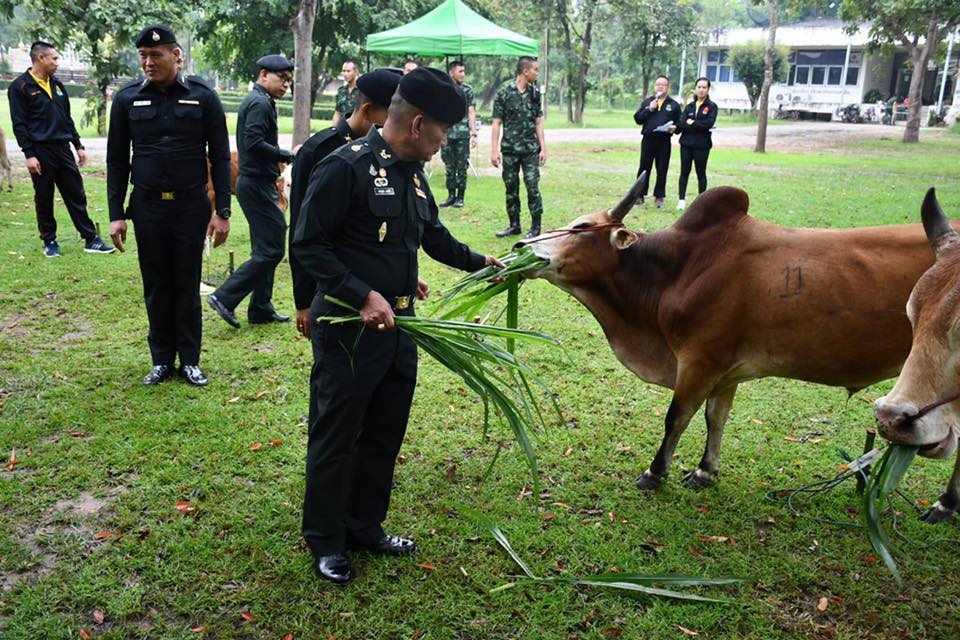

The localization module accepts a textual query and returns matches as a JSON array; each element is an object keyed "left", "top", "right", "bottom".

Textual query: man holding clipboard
[{"left": 633, "top": 75, "right": 681, "bottom": 208}]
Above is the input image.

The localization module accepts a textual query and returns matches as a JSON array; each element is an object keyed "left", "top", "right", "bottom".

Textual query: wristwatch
[{"left": 216, "top": 207, "right": 232, "bottom": 220}]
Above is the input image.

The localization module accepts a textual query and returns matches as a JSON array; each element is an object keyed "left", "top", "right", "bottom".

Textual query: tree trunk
[
  {"left": 903, "top": 13, "right": 942, "bottom": 144},
  {"left": 573, "top": 2, "right": 595, "bottom": 124},
  {"left": 754, "top": 0, "right": 778, "bottom": 153},
  {"left": 97, "top": 79, "right": 108, "bottom": 136},
  {"left": 291, "top": 0, "right": 318, "bottom": 146}
]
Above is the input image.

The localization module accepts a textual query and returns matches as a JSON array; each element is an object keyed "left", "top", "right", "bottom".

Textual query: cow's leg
[
  {"left": 683, "top": 384, "right": 738, "bottom": 489},
  {"left": 636, "top": 374, "right": 713, "bottom": 490},
  {"left": 921, "top": 448, "right": 960, "bottom": 524}
]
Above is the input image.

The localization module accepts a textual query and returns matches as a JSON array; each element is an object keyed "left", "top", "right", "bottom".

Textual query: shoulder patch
[{"left": 187, "top": 75, "right": 212, "bottom": 90}]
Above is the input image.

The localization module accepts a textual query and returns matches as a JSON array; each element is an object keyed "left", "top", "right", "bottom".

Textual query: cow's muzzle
[{"left": 875, "top": 396, "right": 959, "bottom": 459}]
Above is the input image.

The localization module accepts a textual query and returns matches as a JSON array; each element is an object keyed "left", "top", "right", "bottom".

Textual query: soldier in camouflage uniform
[
  {"left": 491, "top": 56, "right": 546, "bottom": 239},
  {"left": 439, "top": 60, "right": 476, "bottom": 208},
  {"left": 332, "top": 60, "right": 360, "bottom": 126}
]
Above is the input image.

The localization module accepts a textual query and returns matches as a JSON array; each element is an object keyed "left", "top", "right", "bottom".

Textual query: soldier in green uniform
[
  {"left": 491, "top": 56, "right": 547, "bottom": 239},
  {"left": 438, "top": 60, "right": 476, "bottom": 208},
  {"left": 332, "top": 60, "right": 360, "bottom": 126}
]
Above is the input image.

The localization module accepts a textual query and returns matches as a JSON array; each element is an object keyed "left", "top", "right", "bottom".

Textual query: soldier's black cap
[
  {"left": 398, "top": 67, "right": 466, "bottom": 125},
  {"left": 356, "top": 68, "right": 402, "bottom": 108},
  {"left": 257, "top": 55, "right": 295, "bottom": 73},
  {"left": 135, "top": 25, "right": 177, "bottom": 48}
]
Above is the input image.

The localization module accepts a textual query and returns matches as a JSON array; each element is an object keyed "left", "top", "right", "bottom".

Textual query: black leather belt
[{"left": 136, "top": 186, "right": 207, "bottom": 201}]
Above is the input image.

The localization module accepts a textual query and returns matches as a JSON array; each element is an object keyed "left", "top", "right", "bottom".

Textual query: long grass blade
[{"left": 861, "top": 445, "right": 918, "bottom": 584}]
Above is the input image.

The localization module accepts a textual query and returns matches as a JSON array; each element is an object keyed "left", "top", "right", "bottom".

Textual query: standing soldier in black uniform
[
  {"left": 292, "top": 67, "right": 503, "bottom": 585},
  {"left": 331, "top": 60, "right": 360, "bottom": 127},
  {"left": 8, "top": 41, "right": 113, "bottom": 257},
  {"left": 288, "top": 68, "right": 402, "bottom": 338},
  {"left": 107, "top": 25, "right": 231, "bottom": 387},
  {"left": 491, "top": 56, "right": 546, "bottom": 239},
  {"left": 633, "top": 74, "right": 681, "bottom": 208},
  {"left": 438, "top": 60, "right": 476, "bottom": 209},
  {"left": 208, "top": 55, "right": 296, "bottom": 329}
]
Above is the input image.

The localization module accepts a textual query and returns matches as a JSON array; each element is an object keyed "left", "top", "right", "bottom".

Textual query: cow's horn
[
  {"left": 921, "top": 187, "right": 958, "bottom": 259},
  {"left": 609, "top": 171, "right": 648, "bottom": 221}
]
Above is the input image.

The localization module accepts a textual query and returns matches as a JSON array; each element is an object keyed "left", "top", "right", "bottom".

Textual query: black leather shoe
[
  {"left": 495, "top": 225, "right": 522, "bottom": 238},
  {"left": 453, "top": 198, "right": 464, "bottom": 208},
  {"left": 142, "top": 365, "right": 173, "bottom": 386},
  {"left": 350, "top": 534, "right": 416, "bottom": 556},
  {"left": 179, "top": 365, "right": 209, "bottom": 387},
  {"left": 315, "top": 554, "right": 354, "bottom": 585},
  {"left": 438, "top": 195, "right": 456, "bottom": 207},
  {"left": 524, "top": 227, "right": 541, "bottom": 240},
  {"left": 207, "top": 294, "right": 240, "bottom": 328},
  {"left": 249, "top": 311, "right": 290, "bottom": 324}
]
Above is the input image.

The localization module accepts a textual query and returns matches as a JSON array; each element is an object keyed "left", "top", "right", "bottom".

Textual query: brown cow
[
  {"left": 519, "top": 175, "right": 940, "bottom": 490},
  {"left": 874, "top": 188, "right": 960, "bottom": 523},
  {"left": 205, "top": 151, "right": 287, "bottom": 215}
]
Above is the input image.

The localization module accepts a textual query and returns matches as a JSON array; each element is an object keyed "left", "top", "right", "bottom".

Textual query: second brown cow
[{"left": 519, "top": 176, "right": 942, "bottom": 491}]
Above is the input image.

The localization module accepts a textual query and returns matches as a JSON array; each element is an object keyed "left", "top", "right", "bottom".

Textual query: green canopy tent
[{"left": 366, "top": 0, "right": 538, "bottom": 57}]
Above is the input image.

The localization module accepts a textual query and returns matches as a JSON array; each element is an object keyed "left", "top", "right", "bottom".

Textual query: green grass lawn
[{"left": 2, "top": 131, "right": 960, "bottom": 639}]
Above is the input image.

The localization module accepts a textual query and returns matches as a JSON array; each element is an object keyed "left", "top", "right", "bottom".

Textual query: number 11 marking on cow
[{"left": 780, "top": 265, "right": 803, "bottom": 298}]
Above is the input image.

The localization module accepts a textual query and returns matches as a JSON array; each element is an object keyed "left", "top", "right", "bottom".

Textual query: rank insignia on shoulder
[
  {"left": 379, "top": 149, "right": 392, "bottom": 160},
  {"left": 412, "top": 174, "right": 421, "bottom": 188},
  {"left": 351, "top": 144, "right": 363, "bottom": 152},
  {"left": 378, "top": 222, "right": 387, "bottom": 243},
  {"left": 415, "top": 188, "right": 427, "bottom": 199}
]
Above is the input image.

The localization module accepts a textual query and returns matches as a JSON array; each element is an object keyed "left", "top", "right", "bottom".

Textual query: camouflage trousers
[
  {"left": 501, "top": 151, "right": 542, "bottom": 221},
  {"left": 441, "top": 138, "right": 470, "bottom": 195}
]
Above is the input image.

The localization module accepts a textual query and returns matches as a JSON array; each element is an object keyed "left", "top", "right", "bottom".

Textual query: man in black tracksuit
[
  {"left": 107, "top": 25, "right": 232, "bottom": 387},
  {"left": 633, "top": 74, "right": 681, "bottom": 208},
  {"left": 288, "top": 68, "right": 401, "bottom": 338},
  {"left": 208, "top": 55, "right": 296, "bottom": 329},
  {"left": 8, "top": 41, "right": 113, "bottom": 257}
]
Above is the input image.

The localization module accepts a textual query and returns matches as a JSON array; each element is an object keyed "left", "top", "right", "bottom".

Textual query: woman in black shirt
[{"left": 676, "top": 77, "right": 718, "bottom": 211}]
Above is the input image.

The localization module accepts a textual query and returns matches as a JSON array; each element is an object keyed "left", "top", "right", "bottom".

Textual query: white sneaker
[{"left": 676, "top": 199, "right": 686, "bottom": 211}]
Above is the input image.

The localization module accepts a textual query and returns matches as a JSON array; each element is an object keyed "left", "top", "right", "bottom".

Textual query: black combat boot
[
  {"left": 524, "top": 214, "right": 541, "bottom": 240},
  {"left": 453, "top": 187, "right": 464, "bottom": 208},
  {"left": 438, "top": 192, "right": 456, "bottom": 207},
  {"left": 496, "top": 212, "right": 521, "bottom": 238}
]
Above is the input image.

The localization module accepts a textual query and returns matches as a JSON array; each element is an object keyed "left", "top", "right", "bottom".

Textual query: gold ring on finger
[{"left": 377, "top": 323, "right": 386, "bottom": 331}]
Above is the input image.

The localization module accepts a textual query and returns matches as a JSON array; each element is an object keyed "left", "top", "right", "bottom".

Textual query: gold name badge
[{"left": 378, "top": 222, "right": 387, "bottom": 242}]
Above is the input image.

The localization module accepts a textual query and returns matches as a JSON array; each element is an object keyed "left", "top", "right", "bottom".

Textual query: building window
[
  {"left": 788, "top": 49, "right": 860, "bottom": 87},
  {"left": 706, "top": 50, "right": 737, "bottom": 83}
]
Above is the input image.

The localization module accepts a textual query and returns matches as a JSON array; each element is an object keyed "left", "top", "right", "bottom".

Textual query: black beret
[
  {"left": 257, "top": 54, "right": 294, "bottom": 73},
  {"left": 135, "top": 24, "right": 177, "bottom": 48},
  {"left": 356, "top": 68, "right": 402, "bottom": 108},
  {"left": 398, "top": 67, "right": 466, "bottom": 126}
]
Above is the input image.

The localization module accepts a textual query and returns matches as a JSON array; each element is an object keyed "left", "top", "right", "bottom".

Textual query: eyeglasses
[{"left": 273, "top": 73, "right": 293, "bottom": 84}]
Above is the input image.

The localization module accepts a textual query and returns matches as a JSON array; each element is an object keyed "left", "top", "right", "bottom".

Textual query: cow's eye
[{"left": 572, "top": 222, "right": 592, "bottom": 230}]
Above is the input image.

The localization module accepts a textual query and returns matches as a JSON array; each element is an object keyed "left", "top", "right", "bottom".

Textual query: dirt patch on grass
[{"left": 1, "top": 484, "right": 131, "bottom": 593}]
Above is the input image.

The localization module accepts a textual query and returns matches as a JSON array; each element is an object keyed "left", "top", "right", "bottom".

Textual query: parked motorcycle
[{"left": 836, "top": 103, "right": 862, "bottom": 124}]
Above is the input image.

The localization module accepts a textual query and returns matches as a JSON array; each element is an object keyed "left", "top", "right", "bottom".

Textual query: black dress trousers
[{"left": 31, "top": 142, "right": 97, "bottom": 243}]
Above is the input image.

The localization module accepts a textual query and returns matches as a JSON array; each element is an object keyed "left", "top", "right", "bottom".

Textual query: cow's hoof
[
  {"left": 635, "top": 470, "right": 667, "bottom": 491},
  {"left": 681, "top": 468, "right": 716, "bottom": 489},
  {"left": 921, "top": 501, "right": 956, "bottom": 524}
]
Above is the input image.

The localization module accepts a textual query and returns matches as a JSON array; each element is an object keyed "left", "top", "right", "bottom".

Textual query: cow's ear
[{"left": 610, "top": 227, "right": 638, "bottom": 250}]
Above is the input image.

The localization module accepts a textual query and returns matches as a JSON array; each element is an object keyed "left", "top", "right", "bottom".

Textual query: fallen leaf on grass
[
  {"left": 254, "top": 390, "right": 269, "bottom": 400},
  {"left": 175, "top": 501, "right": 196, "bottom": 513},
  {"left": 93, "top": 610, "right": 105, "bottom": 624},
  {"left": 543, "top": 513, "right": 555, "bottom": 521},
  {"left": 863, "top": 555, "right": 878, "bottom": 565},
  {"left": 678, "top": 626, "right": 699, "bottom": 636},
  {"left": 249, "top": 443, "right": 263, "bottom": 451},
  {"left": 93, "top": 532, "right": 113, "bottom": 541},
  {"left": 190, "top": 627, "right": 205, "bottom": 633},
  {"left": 417, "top": 563, "right": 435, "bottom": 570},
  {"left": 240, "top": 612, "right": 253, "bottom": 622},
  {"left": 227, "top": 397, "right": 241, "bottom": 404},
  {"left": 563, "top": 447, "right": 573, "bottom": 457},
  {"left": 68, "top": 431, "right": 86, "bottom": 438},
  {"left": 688, "top": 544, "right": 705, "bottom": 559},
  {"left": 697, "top": 506, "right": 710, "bottom": 513},
  {"left": 697, "top": 535, "right": 733, "bottom": 544},
  {"left": 752, "top": 419, "right": 763, "bottom": 425},
  {"left": 269, "top": 439, "right": 283, "bottom": 447},
  {"left": 283, "top": 634, "right": 293, "bottom": 640},
  {"left": 445, "top": 464, "right": 457, "bottom": 480},
  {"left": 79, "top": 630, "right": 92, "bottom": 639},
  {"left": 5, "top": 448, "right": 16, "bottom": 471},
  {"left": 817, "top": 597, "right": 829, "bottom": 612},
  {"left": 339, "top": 612, "right": 354, "bottom": 618}
]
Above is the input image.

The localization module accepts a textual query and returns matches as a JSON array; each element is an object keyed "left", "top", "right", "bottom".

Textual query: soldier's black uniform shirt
[
  {"left": 288, "top": 118, "right": 359, "bottom": 310},
  {"left": 106, "top": 74, "right": 231, "bottom": 221},
  {"left": 292, "top": 126, "right": 486, "bottom": 311},
  {"left": 633, "top": 95, "right": 682, "bottom": 136},
  {"left": 8, "top": 70, "right": 83, "bottom": 157},
  {"left": 237, "top": 83, "right": 293, "bottom": 179}
]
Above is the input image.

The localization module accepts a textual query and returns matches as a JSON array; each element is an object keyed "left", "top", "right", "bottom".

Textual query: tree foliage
[
  {"left": 729, "top": 40, "right": 789, "bottom": 114},
  {"left": 839, "top": 0, "right": 960, "bottom": 142}
]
